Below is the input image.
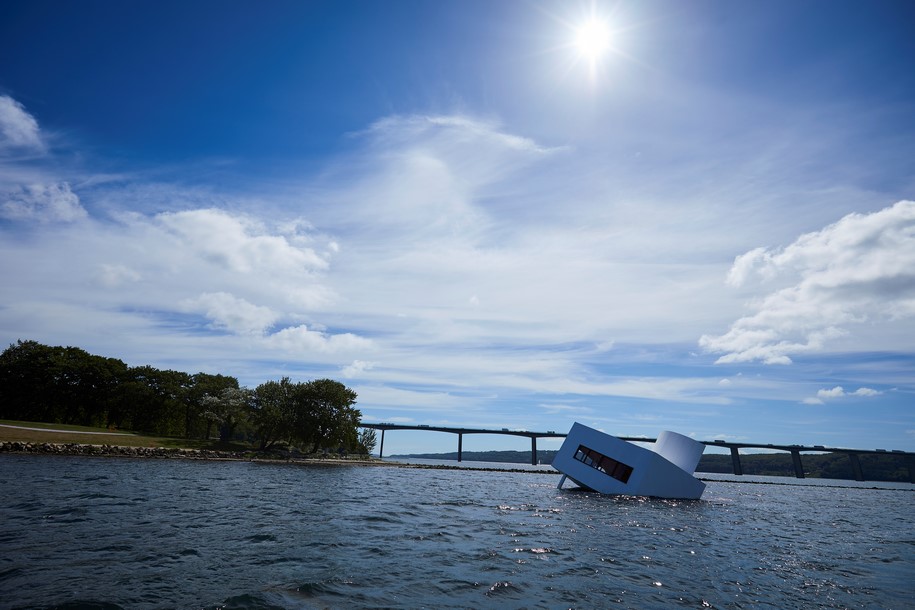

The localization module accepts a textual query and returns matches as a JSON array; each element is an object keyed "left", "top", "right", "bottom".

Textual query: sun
[{"left": 574, "top": 18, "right": 611, "bottom": 62}]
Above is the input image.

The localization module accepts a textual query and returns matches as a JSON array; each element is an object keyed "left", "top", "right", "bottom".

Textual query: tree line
[{"left": 0, "top": 340, "right": 376, "bottom": 454}]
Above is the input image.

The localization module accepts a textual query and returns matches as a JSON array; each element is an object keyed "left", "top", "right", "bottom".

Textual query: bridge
[{"left": 360, "top": 423, "right": 915, "bottom": 483}]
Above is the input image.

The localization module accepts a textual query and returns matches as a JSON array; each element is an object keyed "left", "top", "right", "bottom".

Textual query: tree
[
  {"left": 252, "top": 377, "right": 296, "bottom": 450},
  {"left": 0, "top": 340, "right": 64, "bottom": 422},
  {"left": 357, "top": 428, "right": 377, "bottom": 456},
  {"left": 291, "top": 379, "right": 359, "bottom": 452},
  {"left": 0, "top": 340, "right": 126, "bottom": 426},
  {"left": 187, "top": 373, "right": 239, "bottom": 439},
  {"left": 202, "top": 387, "right": 253, "bottom": 442},
  {"left": 116, "top": 366, "right": 192, "bottom": 435}
]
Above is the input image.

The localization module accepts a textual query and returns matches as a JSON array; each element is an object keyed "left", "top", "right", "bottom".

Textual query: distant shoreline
[{"left": 4, "top": 442, "right": 913, "bottom": 491}]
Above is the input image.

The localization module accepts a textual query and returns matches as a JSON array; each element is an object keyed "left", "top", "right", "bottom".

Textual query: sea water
[{"left": 0, "top": 454, "right": 912, "bottom": 609}]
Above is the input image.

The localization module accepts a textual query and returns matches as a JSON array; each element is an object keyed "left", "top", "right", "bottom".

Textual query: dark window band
[{"left": 573, "top": 444, "right": 633, "bottom": 484}]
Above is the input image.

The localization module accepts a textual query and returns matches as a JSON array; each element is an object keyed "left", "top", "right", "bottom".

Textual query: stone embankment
[{"left": 0, "top": 441, "right": 243, "bottom": 459}]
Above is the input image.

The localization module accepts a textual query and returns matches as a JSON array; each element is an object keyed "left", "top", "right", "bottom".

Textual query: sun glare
[{"left": 574, "top": 18, "right": 611, "bottom": 61}]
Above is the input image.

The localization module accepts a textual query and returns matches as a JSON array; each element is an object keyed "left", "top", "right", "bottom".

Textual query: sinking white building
[{"left": 552, "top": 423, "right": 706, "bottom": 500}]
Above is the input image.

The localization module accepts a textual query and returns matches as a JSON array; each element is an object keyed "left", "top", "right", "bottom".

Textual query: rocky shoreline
[{"left": 0, "top": 441, "right": 375, "bottom": 463}]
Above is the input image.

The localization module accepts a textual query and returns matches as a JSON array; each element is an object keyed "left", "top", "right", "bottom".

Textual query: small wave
[
  {"left": 485, "top": 581, "right": 521, "bottom": 597},
  {"left": 204, "top": 593, "right": 287, "bottom": 610},
  {"left": 89, "top": 544, "right": 132, "bottom": 553},
  {"left": 361, "top": 514, "right": 402, "bottom": 524},
  {"left": 75, "top": 493, "right": 119, "bottom": 500},
  {"left": 512, "top": 547, "right": 556, "bottom": 555},
  {"left": 32, "top": 601, "right": 126, "bottom": 610},
  {"left": 0, "top": 566, "right": 22, "bottom": 582}
]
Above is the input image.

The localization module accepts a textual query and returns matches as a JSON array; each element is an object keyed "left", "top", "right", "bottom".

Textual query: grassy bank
[{"left": 0, "top": 420, "right": 249, "bottom": 451}]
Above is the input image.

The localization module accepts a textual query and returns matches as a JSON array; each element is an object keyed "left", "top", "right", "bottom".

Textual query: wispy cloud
[
  {"left": 0, "top": 95, "right": 44, "bottom": 151},
  {"left": 0, "top": 97, "right": 87, "bottom": 223},
  {"left": 1, "top": 182, "right": 87, "bottom": 223}
]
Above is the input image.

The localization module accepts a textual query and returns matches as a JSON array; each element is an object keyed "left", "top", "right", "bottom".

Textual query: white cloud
[
  {"left": 265, "top": 324, "right": 374, "bottom": 354},
  {"left": 817, "top": 386, "right": 847, "bottom": 399},
  {"left": 1, "top": 182, "right": 87, "bottom": 223},
  {"left": 804, "top": 385, "right": 882, "bottom": 404},
  {"left": 0, "top": 96, "right": 43, "bottom": 151},
  {"left": 183, "top": 292, "right": 280, "bottom": 336},
  {"left": 94, "top": 264, "right": 141, "bottom": 288},
  {"left": 538, "top": 403, "right": 593, "bottom": 415},
  {"left": 155, "top": 208, "right": 329, "bottom": 274},
  {"left": 341, "top": 359, "right": 376, "bottom": 378},
  {"left": 701, "top": 201, "right": 915, "bottom": 364}
]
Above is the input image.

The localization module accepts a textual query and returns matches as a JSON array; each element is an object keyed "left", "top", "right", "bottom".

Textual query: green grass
[
  {"left": 0, "top": 419, "right": 135, "bottom": 433},
  {"left": 0, "top": 419, "right": 252, "bottom": 451}
]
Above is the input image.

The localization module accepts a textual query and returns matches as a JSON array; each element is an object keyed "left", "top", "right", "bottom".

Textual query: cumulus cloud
[
  {"left": 701, "top": 201, "right": 915, "bottom": 364},
  {"left": 1, "top": 182, "right": 87, "bottom": 223},
  {"left": 0, "top": 96, "right": 43, "bottom": 151},
  {"left": 803, "top": 385, "right": 882, "bottom": 404},
  {"left": 265, "top": 324, "right": 374, "bottom": 354},
  {"left": 183, "top": 291, "right": 280, "bottom": 336},
  {"left": 341, "top": 359, "right": 376, "bottom": 378}
]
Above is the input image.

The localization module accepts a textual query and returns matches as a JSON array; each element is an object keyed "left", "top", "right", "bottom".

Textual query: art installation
[{"left": 552, "top": 423, "right": 706, "bottom": 500}]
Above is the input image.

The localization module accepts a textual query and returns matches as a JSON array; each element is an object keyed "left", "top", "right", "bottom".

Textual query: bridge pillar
[
  {"left": 531, "top": 436, "right": 538, "bottom": 465},
  {"left": 457, "top": 433, "right": 463, "bottom": 462},
  {"left": 790, "top": 449, "right": 805, "bottom": 478},
  {"left": 848, "top": 453, "right": 865, "bottom": 481},
  {"left": 729, "top": 446, "right": 743, "bottom": 476},
  {"left": 378, "top": 429, "right": 385, "bottom": 459}
]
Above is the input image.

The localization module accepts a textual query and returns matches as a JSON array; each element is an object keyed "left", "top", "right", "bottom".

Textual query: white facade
[{"left": 552, "top": 423, "right": 706, "bottom": 500}]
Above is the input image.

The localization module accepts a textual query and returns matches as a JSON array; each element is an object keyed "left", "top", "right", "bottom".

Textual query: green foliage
[
  {"left": 252, "top": 377, "right": 296, "bottom": 450},
  {"left": 358, "top": 428, "right": 378, "bottom": 455},
  {"left": 253, "top": 377, "right": 361, "bottom": 453},
  {"left": 0, "top": 340, "right": 363, "bottom": 454},
  {"left": 0, "top": 340, "right": 127, "bottom": 426},
  {"left": 202, "top": 387, "right": 254, "bottom": 442},
  {"left": 187, "top": 373, "right": 239, "bottom": 439},
  {"left": 292, "top": 379, "right": 360, "bottom": 452}
]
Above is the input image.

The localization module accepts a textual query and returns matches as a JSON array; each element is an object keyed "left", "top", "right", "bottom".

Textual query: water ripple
[{"left": 1, "top": 455, "right": 913, "bottom": 609}]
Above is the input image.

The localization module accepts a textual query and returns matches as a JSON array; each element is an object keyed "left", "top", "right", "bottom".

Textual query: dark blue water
[{"left": 1, "top": 455, "right": 912, "bottom": 609}]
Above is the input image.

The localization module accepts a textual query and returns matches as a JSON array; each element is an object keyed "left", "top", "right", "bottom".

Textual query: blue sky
[{"left": 1, "top": 0, "right": 914, "bottom": 455}]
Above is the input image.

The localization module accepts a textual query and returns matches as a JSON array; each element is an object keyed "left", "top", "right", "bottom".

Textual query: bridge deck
[{"left": 360, "top": 423, "right": 915, "bottom": 482}]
